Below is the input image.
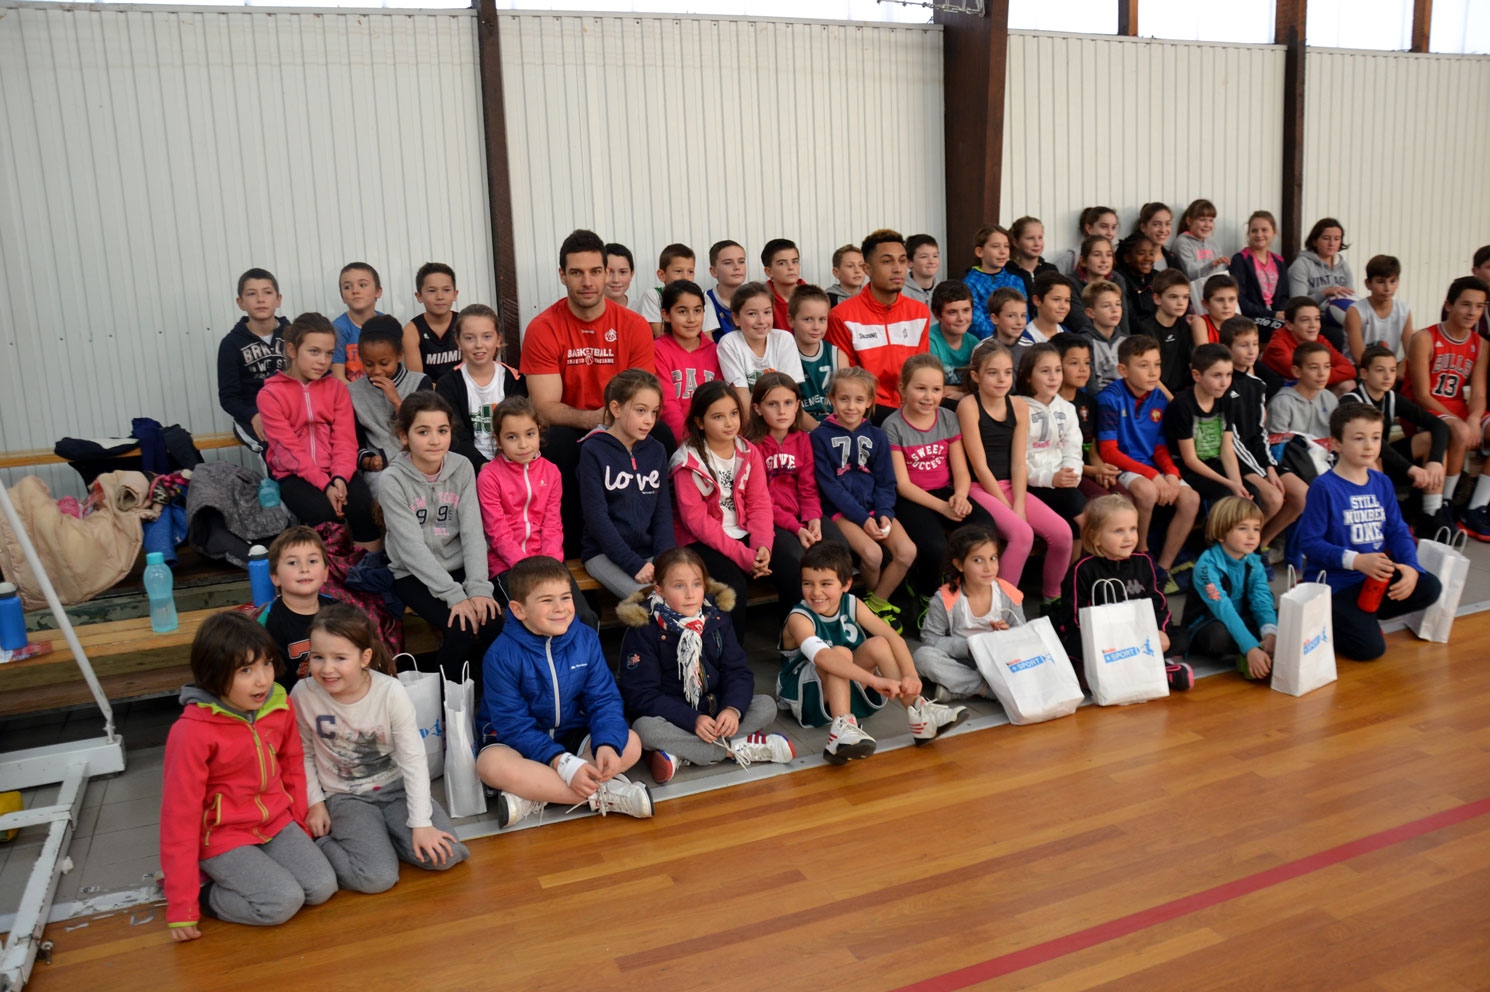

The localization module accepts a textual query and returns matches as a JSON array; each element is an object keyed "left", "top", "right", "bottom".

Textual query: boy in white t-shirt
[{"left": 635, "top": 243, "right": 721, "bottom": 339}]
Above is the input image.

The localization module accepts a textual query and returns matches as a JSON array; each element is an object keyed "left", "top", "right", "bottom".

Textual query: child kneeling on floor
[
  {"left": 293, "top": 604, "right": 469, "bottom": 894},
  {"left": 778, "top": 541, "right": 967, "bottom": 764},
  {"left": 913, "top": 524, "right": 1026, "bottom": 701},
  {"left": 617, "top": 546, "right": 796, "bottom": 784},
  {"left": 160, "top": 613, "right": 336, "bottom": 941},
  {"left": 1183, "top": 497, "right": 1279, "bottom": 680},
  {"left": 475, "top": 556, "right": 653, "bottom": 827}
]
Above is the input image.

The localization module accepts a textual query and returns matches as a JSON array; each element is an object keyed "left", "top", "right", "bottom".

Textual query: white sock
[
  {"left": 1471, "top": 474, "right": 1490, "bottom": 510},
  {"left": 1423, "top": 493, "right": 1443, "bottom": 514},
  {"left": 1445, "top": 474, "right": 1461, "bottom": 500}
]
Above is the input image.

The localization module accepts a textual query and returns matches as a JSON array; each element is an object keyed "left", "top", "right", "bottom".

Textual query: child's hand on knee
[
  {"left": 411, "top": 825, "right": 458, "bottom": 866},
  {"left": 170, "top": 925, "right": 203, "bottom": 942},
  {"left": 1246, "top": 646, "right": 1273, "bottom": 679},
  {"left": 305, "top": 801, "right": 330, "bottom": 839},
  {"left": 1158, "top": 630, "right": 1171, "bottom": 653}
]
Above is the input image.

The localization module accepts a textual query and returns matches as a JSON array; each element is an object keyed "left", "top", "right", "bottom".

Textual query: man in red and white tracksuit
[{"left": 826, "top": 229, "right": 932, "bottom": 420}]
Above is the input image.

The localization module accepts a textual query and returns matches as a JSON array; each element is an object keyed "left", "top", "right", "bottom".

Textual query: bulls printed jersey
[{"left": 1403, "top": 322, "right": 1479, "bottom": 418}]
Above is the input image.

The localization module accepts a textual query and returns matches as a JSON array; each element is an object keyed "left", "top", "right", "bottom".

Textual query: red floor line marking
[{"left": 892, "top": 794, "right": 1490, "bottom": 992}]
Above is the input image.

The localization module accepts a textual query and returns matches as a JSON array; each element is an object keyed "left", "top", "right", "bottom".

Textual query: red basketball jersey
[{"left": 1404, "top": 322, "right": 1479, "bottom": 417}]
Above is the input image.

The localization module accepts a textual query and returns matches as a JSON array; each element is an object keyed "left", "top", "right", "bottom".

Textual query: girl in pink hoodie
[
  {"left": 475, "top": 396, "right": 598, "bottom": 628},
  {"left": 669, "top": 380, "right": 773, "bottom": 644},
  {"left": 257, "top": 313, "right": 380, "bottom": 548}
]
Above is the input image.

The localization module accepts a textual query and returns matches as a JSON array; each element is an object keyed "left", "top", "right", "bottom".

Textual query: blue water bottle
[
  {"left": 257, "top": 476, "right": 281, "bottom": 509},
  {"left": 247, "top": 544, "right": 274, "bottom": 607},
  {"left": 143, "top": 552, "right": 179, "bottom": 634},
  {"left": 0, "top": 582, "right": 26, "bottom": 652}
]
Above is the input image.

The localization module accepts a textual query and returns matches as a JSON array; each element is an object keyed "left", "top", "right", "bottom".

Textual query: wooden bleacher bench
[{"left": 0, "top": 432, "right": 241, "bottom": 471}]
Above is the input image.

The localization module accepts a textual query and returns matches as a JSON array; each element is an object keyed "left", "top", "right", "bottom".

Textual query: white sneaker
[
  {"left": 907, "top": 696, "right": 968, "bottom": 743},
  {"left": 823, "top": 714, "right": 877, "bottom": 764},
  {"left": 587, "top": 774, "right": 654, "bottom": 819},
  {"left": 727, "top": 732, "right": 797, "bottom": 768},
  {"left": 497, "top": 792, "right": 546, "bottom": 829}
]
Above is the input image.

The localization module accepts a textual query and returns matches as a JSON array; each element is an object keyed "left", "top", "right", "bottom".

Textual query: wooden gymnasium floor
[{"left": 26, "top": 617, "right": 1490, "bottom": 992}]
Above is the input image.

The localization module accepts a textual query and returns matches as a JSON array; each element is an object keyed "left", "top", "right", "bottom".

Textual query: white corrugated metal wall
[
  {"left": 1303, "top": 49, "right": 1490, "bottom": 316},
  {"left": 1001, "top": 32, "right": 1286, "bottom": 270},
  {"left": 0, "top": 4, "right": 493, "bottom": 494},
  {"left": 498, "top": 13, "right": 945, "bottom": 329}
]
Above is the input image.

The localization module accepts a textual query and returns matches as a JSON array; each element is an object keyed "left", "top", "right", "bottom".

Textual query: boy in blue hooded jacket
[
  {"left": 476, "top": 556, "right": 654, "bottom": 828},
  {"left": 1183, "top": 497, "right": 1279, "bottom": 679}
]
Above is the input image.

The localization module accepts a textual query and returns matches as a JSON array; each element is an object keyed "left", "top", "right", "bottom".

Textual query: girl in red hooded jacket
[
  {"left": 159, "top": 613, "right": 336, "bottom": 940},
  {"left": 257, "top": 312, "right": 381, "bottom": 548}
]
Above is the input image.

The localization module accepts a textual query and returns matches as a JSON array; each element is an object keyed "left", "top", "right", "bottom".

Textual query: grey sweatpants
[
  {"left": 583, "top": 554, "right": 651, "bottom": 600},
  {"left": 632, "top": 694, "right": 779, "bottom": 766},
  {"left": 913, "top": 646, "right": 990, "bottom": 699},
  {"left": 319, "top": 784, "right": 471, "bottom": 894},
  {"left": 199, "top": 821, "right": 336, "bottom": 926}
]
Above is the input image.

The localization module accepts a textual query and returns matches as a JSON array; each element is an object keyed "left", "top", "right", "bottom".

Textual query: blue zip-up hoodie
[
  {"left": 964, "top": 266, "right": 1026, "bottom": 341},
  {"left": 576, "top": 427, "right": 674, "bottom": 576},
  {"left": 1295, "top": 468, "right": 1420, "bottom": 591},
  {"left": 477, "top": 615, "right": 629, "bottom": 765},
  {"left": 811, "top": 416, "right": 897, "bottom": 527},
  {"left": 1186, "top": 543, "right": 1278, "bottom": 654}
]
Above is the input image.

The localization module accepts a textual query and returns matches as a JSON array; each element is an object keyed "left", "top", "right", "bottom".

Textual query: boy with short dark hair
[
  {"left": 1345, "top": 254, "right": 1413, "bottom": 364},
  {"left": 257, "top": 526, "right": 335, "bottom": 689},
  {"left": 349, "top": 315, "right": 432, "bottom": 497},
  {"left": 1221, "top": 316, "right": 1305, "bottom": 550},
  {"left": 218, "top": 267, "right": 289, "bottom": 454},
  {"left": 1139, "top": 268, "right": 1195, "bottom": 397},
  {"left": 826, "top": 244, "right": 866, "bottom": 308},
  {"left": 1189, "top": 273, "right": 1241, "bottom": 348},
  {"left": 1261, "top": 297, "right": 1358, "bottom": 395},
  {"left": 637, "top": 243, "right": 720, "bottom": 339},
  {"left": 1269, "top": 341, "right": 1339, "bottom": 441},
  {"left": 988, "top": 287, "right": 1031, "bottom": 374},
  {"left": 1296, "top": 404, "right": 1442, "bottom": 661},
  {"left": 475, "top": 555, "right": 652, "bottom": 827},
  {"left": 763, "top": 238, "right": 805, "bottom": 329},
  {"left": 1097, "top": 335, "right": 1201, "bottom": 588},
  {"left": 332, "top": 262, "right": 385, "bottom": 383},
  {"left": 790, "top": 284, "right": 842, "bottom": 421},
  {"left": 903, "top": 234, "right": 941, "bottom": 306},
  {"left": 1343, "top": 344, "right": 1450, "bottom": 533},
  {"left": 1077, "top": 279, "right": 1128, "bottom": 393},
  {"left": 604, "top": 242, "right": 637, "bottom": 312},
  {"left": 929, "top": 280, "right": 977, "bottom": 401},
  {"left": 1164, "top": 343, "right": 1268, "bottom": 509},
  {"left": 1053, "top": 333, "right": 1118, "bottom": 493},
  {"left": 778, "top": 541, "right": 966, "bottom": 763},
  {"left": 707, "top": 239, "right": 747, "bottom": 337}
]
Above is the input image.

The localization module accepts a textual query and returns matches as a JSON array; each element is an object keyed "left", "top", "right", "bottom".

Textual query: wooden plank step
[{"left": 0, "top": 431, "right": 240, "bottom": 470}]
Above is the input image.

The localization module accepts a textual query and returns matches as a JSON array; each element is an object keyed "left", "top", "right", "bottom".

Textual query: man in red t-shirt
[
  {"left": 522, "top": 228, "right": 661, "bottom": 555},
  {"left": 826, "top": 229, "right": 931, "bottom": 418}
]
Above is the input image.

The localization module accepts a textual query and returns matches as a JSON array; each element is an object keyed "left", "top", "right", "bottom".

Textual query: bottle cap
[
  {"left": 0, "top": 582, "right": 16, "bottom": 597},
  {"left": 145, "top": 552, "right": 165, "bottom": 565},
  {"left": 248, "top": 544, "right": 269, "bottom": 559}
]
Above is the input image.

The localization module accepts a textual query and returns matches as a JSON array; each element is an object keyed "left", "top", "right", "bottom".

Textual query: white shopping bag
[
  {"left": 443, "top": 662, "right": 487, "bottom": 818},
  {"left": 396, "top": 653, "right": 444, "bottom": 780},
  {"left": 968, "top": 617, "right": 1083, "bottom": 725},
  {"left": 1402, "top": 529, "right": 1469, "bottom": 644},
  {"left": 1272, "top": 569, "right": 1337, "bottom": 697},
  {"left": 1078, "top": 579, "right": 1168, "bottom": 706}
]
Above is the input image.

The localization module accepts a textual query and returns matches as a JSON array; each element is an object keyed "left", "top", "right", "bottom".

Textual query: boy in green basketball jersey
[
  {"left": 790, "top": 285, "right": 843, "bottom": 425},
  {"left": 778, "top": 542, "right": 966, "bottom": 763}
]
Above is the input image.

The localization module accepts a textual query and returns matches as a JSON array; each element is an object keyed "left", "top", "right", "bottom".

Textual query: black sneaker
[
  {"left": 1458, "top": 505, "right": 1490, "bottom": 543},
  {"left": 1165, "top": 659, "right": 1195, "bottom": 692},
  {"left": 1421, "top": 504, "right": 1456, "bottom": 543}
]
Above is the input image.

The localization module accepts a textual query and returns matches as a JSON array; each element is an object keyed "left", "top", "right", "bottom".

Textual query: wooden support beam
[
  {"left": 1117, "top": 0, "right": 1139, "bottom": 37},
  {"left": 1276, "top": 0, "right": 1307, "bottom": 260},
  {"left": 475, "top": 0, "right": 522, "bottom": 366},
  {"left": 1411, "top": 0, "right": 1432, "bottom": 53},
  {"left": 935, "top": 0, "right": 1011, "bottom": 276}
]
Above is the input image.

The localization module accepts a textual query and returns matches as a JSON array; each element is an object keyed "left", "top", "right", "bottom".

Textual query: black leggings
[
  {"left": 278, "top": 473, "right": 380, "bottom": 543},
  {"left": 1027, "top": 485, "right": 1088, "bottom": 537},
  {"left": 393, "top": 569, "right": 502, "bottom": 684},
  {"left": 545, "top": 421, "right": 675, "bottom": 560},
  {"left": 894, "top": 487, "right": 997, "bottom": 594},
  {"left": 1189, "top": 618, "right": 1254, "bottom": 659}
]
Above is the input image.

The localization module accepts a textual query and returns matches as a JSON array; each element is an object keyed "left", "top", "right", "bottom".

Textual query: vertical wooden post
[
  {"left": 1276, "top": 0, "right": 1307, "bottom": 260},
  {"left": 1411, "top": 0, "right": 1432, "bottom": 53},
  {"left": 476, "top": 0, "right": 522, "bottom": 364},
  {"left": 1117, "top": 0, "right": 1139, "bottom": 37},
  {"left": 935, "top": 0, "right": 1011, "bottom": 275}
]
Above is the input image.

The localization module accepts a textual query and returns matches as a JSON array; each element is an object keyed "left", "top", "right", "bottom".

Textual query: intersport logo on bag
[
  {"left": 1102, "top": 638, "right": 1156, "bottom": 665},
  {"left": 1007, "top": 654, "right": 1049, "bottom": 673},
  {"left": 1303, "top": 629, "right": 1329, "bottom": 654}
]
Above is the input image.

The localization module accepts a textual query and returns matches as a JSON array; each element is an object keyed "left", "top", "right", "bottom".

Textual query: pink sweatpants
[{"left": 969, "top": 480, "right": 1073, "bottom": 599}]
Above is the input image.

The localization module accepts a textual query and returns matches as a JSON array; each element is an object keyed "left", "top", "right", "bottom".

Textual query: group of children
[{"left": 181, "top": 220, "right": 1483, "bottom": 941}]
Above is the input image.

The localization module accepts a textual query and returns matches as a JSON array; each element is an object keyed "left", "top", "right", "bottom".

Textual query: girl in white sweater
[{"left": 1018, "top": 343, "right": 1087, "bottom": 548}]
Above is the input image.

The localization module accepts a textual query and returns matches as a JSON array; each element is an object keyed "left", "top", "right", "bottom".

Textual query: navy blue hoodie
[
  {"left": 216, "top": 316, "right": 288, "bottom": 430},
  {"left": 811, "top": 415, "right": 897, "bottom": 526},
  {"left": 577, "top": 427, "right": 674, "bottom": 576}
]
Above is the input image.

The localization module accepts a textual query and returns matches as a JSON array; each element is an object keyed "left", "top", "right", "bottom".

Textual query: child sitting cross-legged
[
  {"left": 294, "top": 604, "right": 469, "bottom": 893},
  {"left": 778, "top": 542, "right": 966, "bottom": 764},
  {"left": 913, "top": 525, "right": 1025, "bottom": 701},
  {"left": 476, "top": 555, "right": 653, "bottom": 828},
  {"left": 617, "top": 547, "right": 796, "bottom": 784},
  {"left": 1183, "top": 497, "right": 1279, "bottom": 680}
]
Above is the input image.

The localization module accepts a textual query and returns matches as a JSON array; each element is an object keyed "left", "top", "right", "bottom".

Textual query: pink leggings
[{"left": 969, "top": 480, "right": 1073, "bottom": 599}]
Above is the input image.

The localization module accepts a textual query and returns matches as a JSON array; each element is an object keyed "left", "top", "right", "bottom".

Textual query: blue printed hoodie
[
  {"left": 964, "top": 266, "right": 1026, "bottom": 341},
  {"left": 576, "top": 427, "right": 674, "bottom": 576},
  {"left": 1295, "top": 468, "right": 1420, "bottom": 591},
  {"left": 811, "top": 415, "right": 897, "bottom": 527},
  {"left": 477, "top": 615, "right": 629, "bottom": 765}
]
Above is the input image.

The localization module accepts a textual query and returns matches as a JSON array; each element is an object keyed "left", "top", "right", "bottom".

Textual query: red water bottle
[{"left": 1357, "top": 556, "right": 1392, "bottom": 612}]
